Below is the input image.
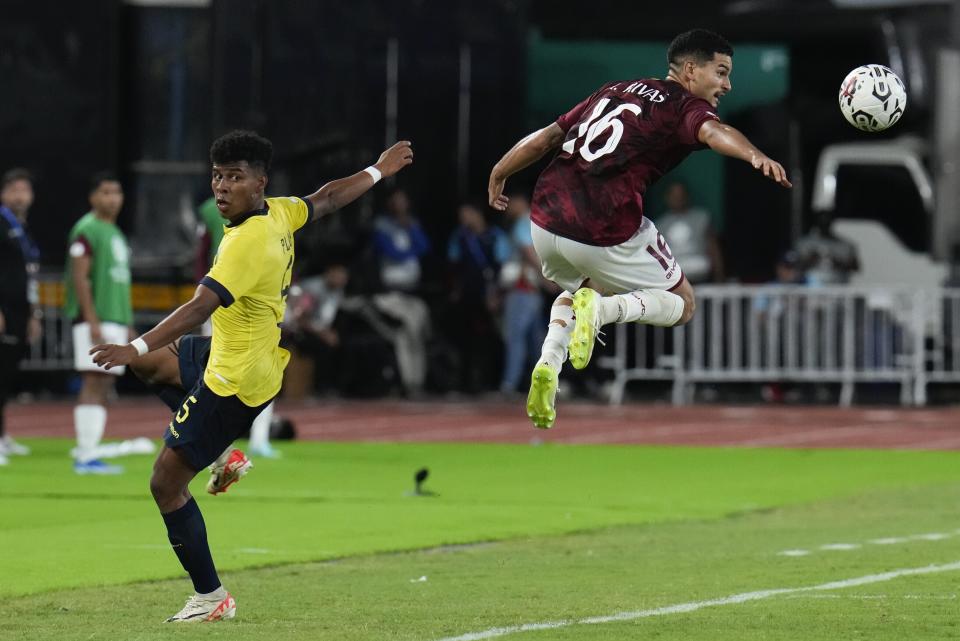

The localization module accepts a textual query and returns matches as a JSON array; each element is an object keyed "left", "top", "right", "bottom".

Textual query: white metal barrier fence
[
  {"left": 21, "top": 306, "right": 75, "bottom": 371},
  {"left": 21, "top": 306, "right": 170, "bottom": 372},
  {"left": 599, "top": 285, "right": 960, "bottom": 406},
  {"left": 21, "top": 286, "right": 960, "bottom": 405}
]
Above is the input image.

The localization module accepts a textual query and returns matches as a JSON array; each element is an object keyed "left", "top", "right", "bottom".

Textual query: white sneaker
[
  {"left": 0, "top": 436, "right": 29, "bottom": 456},
  {"left": 0, "top": 451, "right": 8, "bottom": 466},
  {"left": 206, "top": 449, "right": 252, "bottom": 495},
  {"left": 165, "top": 592, "right": 236, "bottom": 623}
]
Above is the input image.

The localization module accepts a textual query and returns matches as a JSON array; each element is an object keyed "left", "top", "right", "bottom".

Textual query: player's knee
[
  {"left": 148, "top": 471, "right": 168, "bottom": 505},
  {"left": 149, "top": 462, "right": 180, "bottom": 507},
  {"left": 676, "top": 292, "right": 696, "bottom": 326}
]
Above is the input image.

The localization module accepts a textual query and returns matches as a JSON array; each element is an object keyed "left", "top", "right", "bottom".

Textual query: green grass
[{"left": 2, "top": 438, "right": 960, "bottom": 640}]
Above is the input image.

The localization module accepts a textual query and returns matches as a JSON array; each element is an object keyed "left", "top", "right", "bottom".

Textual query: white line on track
[{"left": 433, "top": 561, "right": 960, "bottom": 641}]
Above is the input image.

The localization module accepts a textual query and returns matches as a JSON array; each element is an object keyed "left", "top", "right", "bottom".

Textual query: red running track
[{"left": 7, "top": 398, "right": 960, "bottom": 450}]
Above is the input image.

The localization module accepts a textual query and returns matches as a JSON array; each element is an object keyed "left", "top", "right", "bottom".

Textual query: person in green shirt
[
  {"left": 64, "top": 172, "right": 133, "bottom": 474},
  {"left": 195, "top": 196, "right": 224, "bottom": 278}
]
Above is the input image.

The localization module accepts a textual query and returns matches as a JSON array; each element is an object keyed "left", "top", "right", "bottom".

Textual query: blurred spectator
[
  {"left": 0, "top": 168, "right": 40, "bottom": 464},
  {"left": 372, "top": 188, "right": 430, "bottom": 292},
  {"left": 656, "top": 181, "right": 723, "bottom": 283},
  {"left": 447, "top": 202, "right": 509, "bottom": 391},
  {"left": 754, "top": 250, "right": 808, "bottom": 403},
  {"left": 367, "top": 189, "right": 432, "bottom": 396},
  {"left": 754, "top": 250, "right": 808, "bottom": 315},
  {"left": 794, "top": 212, "right": 859, "bottom": 285},
  {"left": 283, "top": 264, "right": 350, "bottom": 399},
  {"left": 499, "top": 193, "right": 548, "bottom": 395}
]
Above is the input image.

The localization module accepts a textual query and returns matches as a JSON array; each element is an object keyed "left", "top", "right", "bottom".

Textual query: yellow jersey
[{"left": 200, "top": 196, "right": 311, "bottom": 406}]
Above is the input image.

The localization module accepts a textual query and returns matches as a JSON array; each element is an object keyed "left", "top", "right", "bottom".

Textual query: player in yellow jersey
[{"left": 90, "top": 130, "right": 413, "bottom": 623}]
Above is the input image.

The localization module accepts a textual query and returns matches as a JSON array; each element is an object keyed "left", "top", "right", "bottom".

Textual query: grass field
[{"left": 3, "top": 437, "right": 960, "bottom": 640}]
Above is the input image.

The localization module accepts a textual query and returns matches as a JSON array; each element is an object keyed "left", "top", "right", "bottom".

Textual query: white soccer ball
[{"left": 838, "top": 64, "right": 907, "bottom": 132}]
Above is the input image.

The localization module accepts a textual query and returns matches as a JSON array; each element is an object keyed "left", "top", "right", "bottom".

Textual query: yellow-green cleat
[
  {"left": 570, "top": 287, "right": 602, "bottom": 370},
  {"left": 527, "top": 363, "right": 559, "bottom": 429}
]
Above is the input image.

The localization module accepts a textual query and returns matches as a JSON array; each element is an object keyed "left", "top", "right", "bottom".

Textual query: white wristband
[
  {"left": 363, "top": 165, "right": 382, "bottom": 184},
  {"left": 130, "top": 337, "right": 149, "bottom": 356}
]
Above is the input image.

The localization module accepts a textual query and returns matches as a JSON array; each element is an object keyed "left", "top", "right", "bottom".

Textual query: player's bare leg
[
  {"left": 130, "top": 340, "right": 186, "bottom": 411},
  {"left": 152, "top": 446, "right": 236, "bottom": 622},
  {"left": 130, "top": 340, "right": 182, "bottom": 388},
  {"left": 527, "top": 292, "right": 574, "bottom": 429}
]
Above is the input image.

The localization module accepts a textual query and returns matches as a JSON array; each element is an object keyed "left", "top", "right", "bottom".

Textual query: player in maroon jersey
[{"left": 488, "top": 29, "right": 791, "bottom": 429}]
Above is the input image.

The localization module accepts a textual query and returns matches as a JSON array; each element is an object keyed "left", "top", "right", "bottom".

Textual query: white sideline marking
[
  {"left": 912, "top": 533, "right": 949, "bottom": 541},
  {"left": 789, "top": 593, "right": 957, "bottom": 601},
  {"left": 780, "top": 530, "right": 958, "bottom": 556},
  {"left": 433, "top": 561, "right": 960, "bottom": 641},
  {"left": 820, "top": 543, "right": 861, "bottom": 551}
]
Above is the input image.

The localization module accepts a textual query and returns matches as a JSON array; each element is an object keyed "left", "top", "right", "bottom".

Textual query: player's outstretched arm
[
  {"left": 89, "top": 285, "right": 221, "bottom": 370},
  {"left": 698, "top": 120, "right": 792, "bottom": 188},
  {"left": 488, "top": 124, "right": 566, "bottom": 211},
  {"left": 306, "top": 141, "right": 413, "bottom": 221}
]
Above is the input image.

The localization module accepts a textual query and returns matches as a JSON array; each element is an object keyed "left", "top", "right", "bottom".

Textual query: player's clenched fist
[{"left": 376, "top": 141, "right": 414, "bottom": 178}]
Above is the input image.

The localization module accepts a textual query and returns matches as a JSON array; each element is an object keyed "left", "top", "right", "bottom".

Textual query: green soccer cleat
[
  {"left": 570, "top": 287, "right": 603, "bottom": 370},
  {"left": 527, "top": 363, "right": 559, "bottom": 429}
]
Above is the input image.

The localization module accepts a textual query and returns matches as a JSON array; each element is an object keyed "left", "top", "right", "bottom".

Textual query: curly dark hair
[
  {"left": 667, "top": 29, "right": 733, "bottom": 68},
  {"left": 209, "top": 130, "right": 273, "bottom": 174}
]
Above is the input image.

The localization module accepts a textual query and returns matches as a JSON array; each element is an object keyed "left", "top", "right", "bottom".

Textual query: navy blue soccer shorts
[{"left": 162, "top": 335, "right": 271, "bottom": 471}]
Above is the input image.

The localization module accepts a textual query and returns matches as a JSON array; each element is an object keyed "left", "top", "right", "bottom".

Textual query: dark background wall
[
  {"left": 0, "top": 0, "right": 120, "bottom": 265},
  {"left": 1, "top": 0, "right": 950, "bottom": 282}
]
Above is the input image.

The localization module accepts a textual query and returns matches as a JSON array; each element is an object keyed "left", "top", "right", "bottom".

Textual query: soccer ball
[{"left": 838, "top": 64, "right": 907, "bottom": 132}]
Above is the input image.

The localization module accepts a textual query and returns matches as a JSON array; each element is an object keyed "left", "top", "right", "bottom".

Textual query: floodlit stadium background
[{"left": 4, "top": 2, "right": 960, "bottom": 640}]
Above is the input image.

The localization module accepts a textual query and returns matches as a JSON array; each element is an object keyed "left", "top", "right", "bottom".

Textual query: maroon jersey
[{"left": 531, "top": 78, "right": 719, "bottom": 246}]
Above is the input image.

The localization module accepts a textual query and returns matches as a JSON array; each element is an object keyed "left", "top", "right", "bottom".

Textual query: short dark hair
[
  {"left": 667, "top": 29, "right": 733, "bottom": 68},
  {"left": 89, "top": 171, "right": 120, "bottom": 194},
  {"left": 1, "top": 168, "right": 33, "bottom": 190},
  {"left": 209, "top": 130, "right": 273, "bottom": 174}
]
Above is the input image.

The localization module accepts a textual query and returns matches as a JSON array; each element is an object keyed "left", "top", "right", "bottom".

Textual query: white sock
[
  {"left": 198, "top": 585, "right": 227, "bottom": 600},
  {"left": 538, "top": 293, "right": 575, "bottom": 371},
  {"left": 74, "top": 404, "right": 107, "bottom": 463},
  {"left": 249, "top": 401, "right": 274, "bottom": 450},
  {"left": 601, "top": 289, "right": 684, "bottom": 327}
]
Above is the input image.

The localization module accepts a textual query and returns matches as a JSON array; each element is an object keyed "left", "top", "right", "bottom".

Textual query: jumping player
[
  {"left": 91, "top": 130, "right": 413, "bottom": 622},
  {"left": 488, "top": 29, "right": 791, "bottom": 429}
]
